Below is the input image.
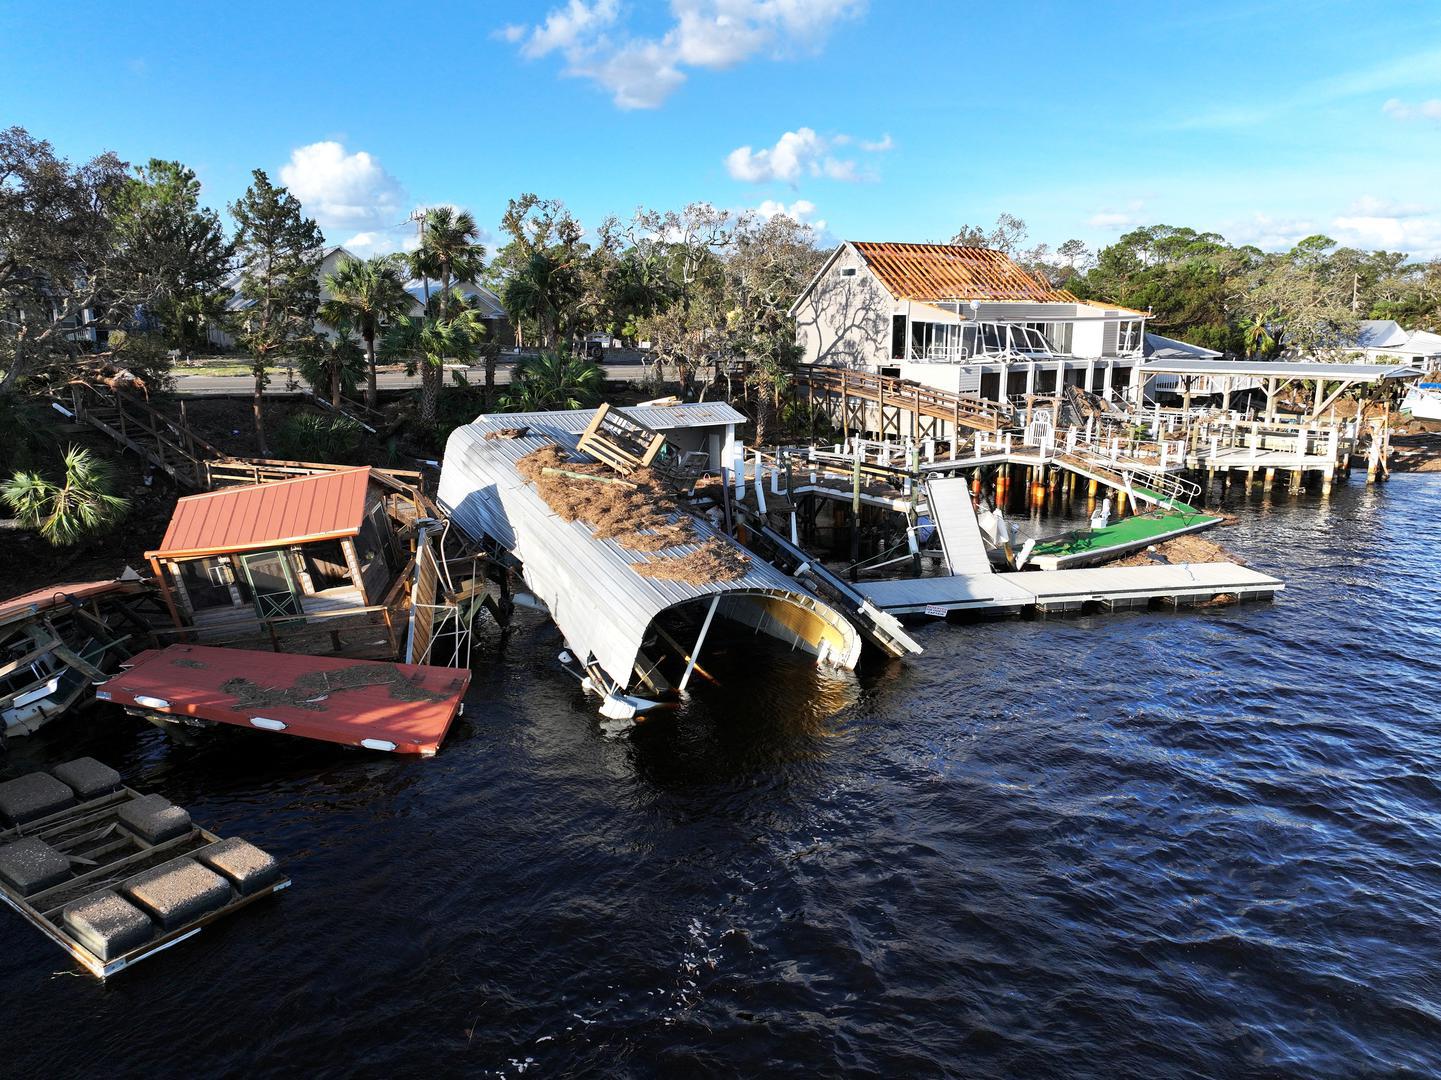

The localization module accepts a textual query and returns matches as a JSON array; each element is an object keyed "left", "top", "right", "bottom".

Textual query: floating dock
[
  {"left": 99, "top": 645, "right": 469, "bottom": 756},
  {"left": 0, "top": 758, "right": 288, "bottom": 978},
  {"left": 858, "top": 562, "right": 1284, "bottom": 616}
]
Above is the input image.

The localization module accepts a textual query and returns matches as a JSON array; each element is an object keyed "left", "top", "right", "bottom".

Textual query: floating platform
[
  {"left": 99, "top": 645, "right": 469, "bottom": 756},
  {"left": 1027, "top": 508, "right": 1222, "bottom": 571},
  {"left": 858, "top": 562, "right": 1284, "bottom": 616},
  {"left": 0, "top": 758, "right": 288, "bottom": 978}
]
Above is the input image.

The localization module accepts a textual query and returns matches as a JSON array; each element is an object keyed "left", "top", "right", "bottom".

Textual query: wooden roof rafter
[{"left": 851, "top": 242, "right": 1080, "bottom": 304}]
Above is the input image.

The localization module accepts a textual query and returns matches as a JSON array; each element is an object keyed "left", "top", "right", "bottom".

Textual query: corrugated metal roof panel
[
  {"left": 149, "top": 468, "right": 372, "bottom": 559},
  {"left": 437, "top": 413, "right": 852, "bottom": 686},
  {"left": 473, "top": 401, "right": 744, "bottom": 434},
  {"left": 0, "top": 580, "right": 136, "bottom": 626}
]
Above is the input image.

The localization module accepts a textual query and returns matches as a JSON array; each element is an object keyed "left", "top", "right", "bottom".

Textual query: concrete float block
[
  {"left": 122, "top": 857, "right": 232, "bottom": 930},
  {"left": 116, "top": 794, "right": 192, "bottom": 844},
  {"left": 61, "top": 890, "right": 154, "bottom": 960},
  {"left": 195, "top": 838, "right": 281, "bottom": 896},
  {"left": 0, "top": 772, "right": 76, "bottom": 826},
  {"left": 0, "top": 837, "right": 71, "bottom": 896},
  {"left": 51, "top": 758, "right": 122, "bottom": 801}
]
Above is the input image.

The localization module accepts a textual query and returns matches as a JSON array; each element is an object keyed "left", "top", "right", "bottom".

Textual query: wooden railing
[{"left": 795, "top": 367, "right": 1011, "bottom": 433}]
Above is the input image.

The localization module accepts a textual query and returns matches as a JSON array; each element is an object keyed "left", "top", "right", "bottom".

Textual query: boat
[
  {"left": 0, "top": 579, "right": 161, "bottom": 739},
  {"left": 1401, "top": 381, "right": 1441, "bottom": 421}
]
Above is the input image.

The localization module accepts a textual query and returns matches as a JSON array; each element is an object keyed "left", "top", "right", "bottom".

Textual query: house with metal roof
[
  {"left": 206, "top": 245, "right": 514, "bottom": 351},
  {"left": 789, "top": 241, "right": 1159, "bottom": 406},
  {"left": 145, "top": 468, "right": 414, "bottom": 658},
  {"left": 1348, "top": 320, "right": 1441, "bottom": 368}
]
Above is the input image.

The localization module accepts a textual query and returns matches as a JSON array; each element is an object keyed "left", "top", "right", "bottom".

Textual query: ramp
[{"left": 926, "top": 477, "right": 992, "bottom": 575}]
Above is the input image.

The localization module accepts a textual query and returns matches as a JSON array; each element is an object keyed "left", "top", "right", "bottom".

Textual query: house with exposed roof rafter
[{"left": 789, "top": 241, "right": 1163, "bottom": 405}]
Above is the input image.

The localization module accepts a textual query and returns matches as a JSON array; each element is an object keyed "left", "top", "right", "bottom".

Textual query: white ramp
[{"left": 926, "top": 477, "right": 991, "bottom": 576}]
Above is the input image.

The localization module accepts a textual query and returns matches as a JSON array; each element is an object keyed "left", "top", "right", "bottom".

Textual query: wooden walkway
[
  {"left": 64, "top": 384, "right": 427, "bottom": 496},
  {"left": 795, "top": 367, "right": 1010, "bottom": 438}
]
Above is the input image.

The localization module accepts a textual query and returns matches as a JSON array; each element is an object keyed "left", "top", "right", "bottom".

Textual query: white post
[
  {"left": 733, "top": 455, "right": 745, "bottom": 499},
  {"left": 754, "top": 451, "right": 768, "bottom": 513},
  {"left": 679, "top": 594, "right": 720, "bottom": 693}
]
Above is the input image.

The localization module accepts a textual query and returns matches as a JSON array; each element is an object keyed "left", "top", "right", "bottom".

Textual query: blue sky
[{"left": 5, "top": 0, "right": 1441, "bottom": 258}]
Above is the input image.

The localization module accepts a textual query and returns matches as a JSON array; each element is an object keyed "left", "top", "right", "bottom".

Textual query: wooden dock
[{"left": 858, "top": 562, "right": 1284, "bottom": 616}]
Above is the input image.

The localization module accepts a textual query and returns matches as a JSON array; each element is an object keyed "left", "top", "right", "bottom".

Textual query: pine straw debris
[
  {"left": 517, "top": 443, "right": 750, "bottom": 582},
  {"left": 1110, "top": 533, "right": 1243, "bottom": 568},
  {"left": 219, "top": 666, "right": 446, "bottom": 712}
]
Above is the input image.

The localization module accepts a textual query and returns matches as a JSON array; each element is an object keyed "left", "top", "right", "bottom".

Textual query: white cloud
[
  {"left": 1331, "top": 214, "right": 1441, "bottom": 257},
  {"left": 517, "top": 0, "right": 620, "bottom": 59},
  {"left": 280, "top": 141, "right": 408, "bottom": 251},
  {"left": 1087, "top": 199, "right": 1150, "bottom": 231},
  {"left": 1170, "top": 45, "right": 1441, "bottom": 130},
  {"left": 726, "top": 126, "right": 890, "bottom": 184},
  {"left": 1382, "top": 97, "right": 1441, "bottom": 122},
  {"left": 751, "top": 198, "right": 825, "bottom": 230},
  {"left": 1224, "top": 212, "right": 1319, "bottom": 251},
  {"left": 1088, "top": 212, "right": 1136, "bottom": 229},
  {"left": 503, "top": 0, "right": 865, "bottom": 109},
  {"left": 859, "top": 134, "right": 892, "bottom": 152}
]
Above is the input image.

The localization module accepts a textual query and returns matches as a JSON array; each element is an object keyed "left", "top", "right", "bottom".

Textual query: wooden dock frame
[{"left": 0, "top": 786, "right": 290, "bottom": 979}]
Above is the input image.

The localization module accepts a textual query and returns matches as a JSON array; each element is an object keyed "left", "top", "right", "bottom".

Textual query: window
[
  {"left": 891, "top": 315, "right": 907, "bottom": 359},
  {"left": 835, "top": 266, "right": 857, "bottom": 278},
  {"left": 178, "top": 556, "right": 242, "bottom": 611},
  {"left": 1116, "top": 320, "right": 1142, "bottom": 354}
]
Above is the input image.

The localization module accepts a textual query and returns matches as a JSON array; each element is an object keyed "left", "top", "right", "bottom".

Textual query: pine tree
[{"left": 229, "top": 170, "right": 323, "bottom": 454}]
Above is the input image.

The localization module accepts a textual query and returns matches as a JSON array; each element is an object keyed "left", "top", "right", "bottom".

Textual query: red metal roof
[
  {"left": 0, "top": 580, "right": 142, "bottom": 628},
  {"left": 148, "top": 468, "right": 373, "bottom": 560},
  {"left": 99, "top": 644, "right": 469, "bottom": 755}
]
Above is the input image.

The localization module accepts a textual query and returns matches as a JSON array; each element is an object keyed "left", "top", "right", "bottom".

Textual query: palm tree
[
  {"left": 320, "top": 255, "right": 412, "bottom": 408},
  {"left": 1243, "top": 309, "right": 1278, "bottom": 358},
  {"left": 409, "top": 208, "right": 487, "bottom": 414},
  {"left": 499, "top": 352, "right": 604, "bottom": 412},
  {"left": 299, "top": 331, "right": 367, "bottom": 407},
  {"left": 746, "top": 356, "right": 793, "bottom": 448},
  {"left": 2, "top": 446, "right": 129, "bottom": 546},
  {"left": 502, "top": 251, "right": 581, "bottom": 350},
  {"left": 382, "top": 289, "right": 487, "bottom": 424}
]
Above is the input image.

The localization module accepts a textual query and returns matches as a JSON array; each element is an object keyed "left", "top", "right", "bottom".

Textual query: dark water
[{"left": 5, "top": 476, "right": 1441, "bottom": 1078}]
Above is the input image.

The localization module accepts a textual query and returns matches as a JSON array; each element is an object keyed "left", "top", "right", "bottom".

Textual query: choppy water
[{"left": 4, "top": 475, "right": 1441, "bottom": 1078}]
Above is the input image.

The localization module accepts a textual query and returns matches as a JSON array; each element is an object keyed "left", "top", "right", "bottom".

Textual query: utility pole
[{"left": 410, "top": 208, "right": 430, "bottom": 309}]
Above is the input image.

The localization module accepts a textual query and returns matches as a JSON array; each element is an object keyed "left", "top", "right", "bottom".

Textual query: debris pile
[
  {"left": 218, "top": 665, "right": 445, "bottom": 711},
  {"left": 1110, "top": 533, "right": 1243, "bottom": 567},
  {"left": 517, "top": 443, "right": 749, "bottom": 582}
]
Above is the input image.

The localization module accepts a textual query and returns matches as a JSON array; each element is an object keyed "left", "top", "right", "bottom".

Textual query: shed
[{"left": 146, "top": 469, "right": 411, "bottom": 658}]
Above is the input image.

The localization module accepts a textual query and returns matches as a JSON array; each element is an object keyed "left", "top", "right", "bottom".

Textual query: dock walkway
[{"left": 858, "top": 562, "right": 1283, "bottom": 616}]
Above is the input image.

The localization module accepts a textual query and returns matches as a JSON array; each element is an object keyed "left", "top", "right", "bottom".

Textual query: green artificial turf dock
[{"left": 1030, "top": 504, "right": 1221, "bottom": 567}]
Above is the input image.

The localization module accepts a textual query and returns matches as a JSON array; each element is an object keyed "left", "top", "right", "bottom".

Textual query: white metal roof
[
  {"left": 477, "top": 402, "right": 745, "bottom": 434},
  {"left": 437, "top": 412, "right": 855, "bottom": 686},
  {"left": 1143, "top": 333, "right": 1222, "bottom": 361},
  {"left": 1139, "top": 359, "right": 1421, "bottom": 380}
]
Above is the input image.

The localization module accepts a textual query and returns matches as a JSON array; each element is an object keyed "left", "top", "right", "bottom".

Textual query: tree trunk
[
  {"left": 364, "top": 331, "right": 378, "bottom": 408},
  {"left": 331, "top": 359, "right": 342, "bottom": 408},
  {"left": 421, "top": 359, "right": 438, "bottom": 423},
  {"left": 753, "top": 390, "right": 771, "bottom": 448},
  {"left": 252, "top": 364, "right": 269, "bottom": 456},
  {"left": 484, "top": 346, "right": 497, "bottom": 410}
]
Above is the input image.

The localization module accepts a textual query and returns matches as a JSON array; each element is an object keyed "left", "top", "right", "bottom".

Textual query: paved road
[{"left": 171, "top": 361, "right": 657, "bottom": 396}]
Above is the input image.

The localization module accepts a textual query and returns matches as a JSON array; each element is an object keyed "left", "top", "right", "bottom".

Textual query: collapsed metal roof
[
  {"left": 472, "top": 401, "right": 745, "bottom": 435},
  {"left": 437, "top": 411, "right": 861, "bottom": 690}
]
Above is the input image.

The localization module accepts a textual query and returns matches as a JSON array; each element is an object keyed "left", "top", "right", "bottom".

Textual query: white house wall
[{"left": 792, "top": 244, "right": 891, "bottom": 369}]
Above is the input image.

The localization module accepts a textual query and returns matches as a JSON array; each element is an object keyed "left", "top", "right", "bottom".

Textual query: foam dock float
[
  {"left": 99, "top": 644, "right": 469, "bottom": 756},
  {"left": 0, "top": 758, "right": 289, "bottom": 978}
]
